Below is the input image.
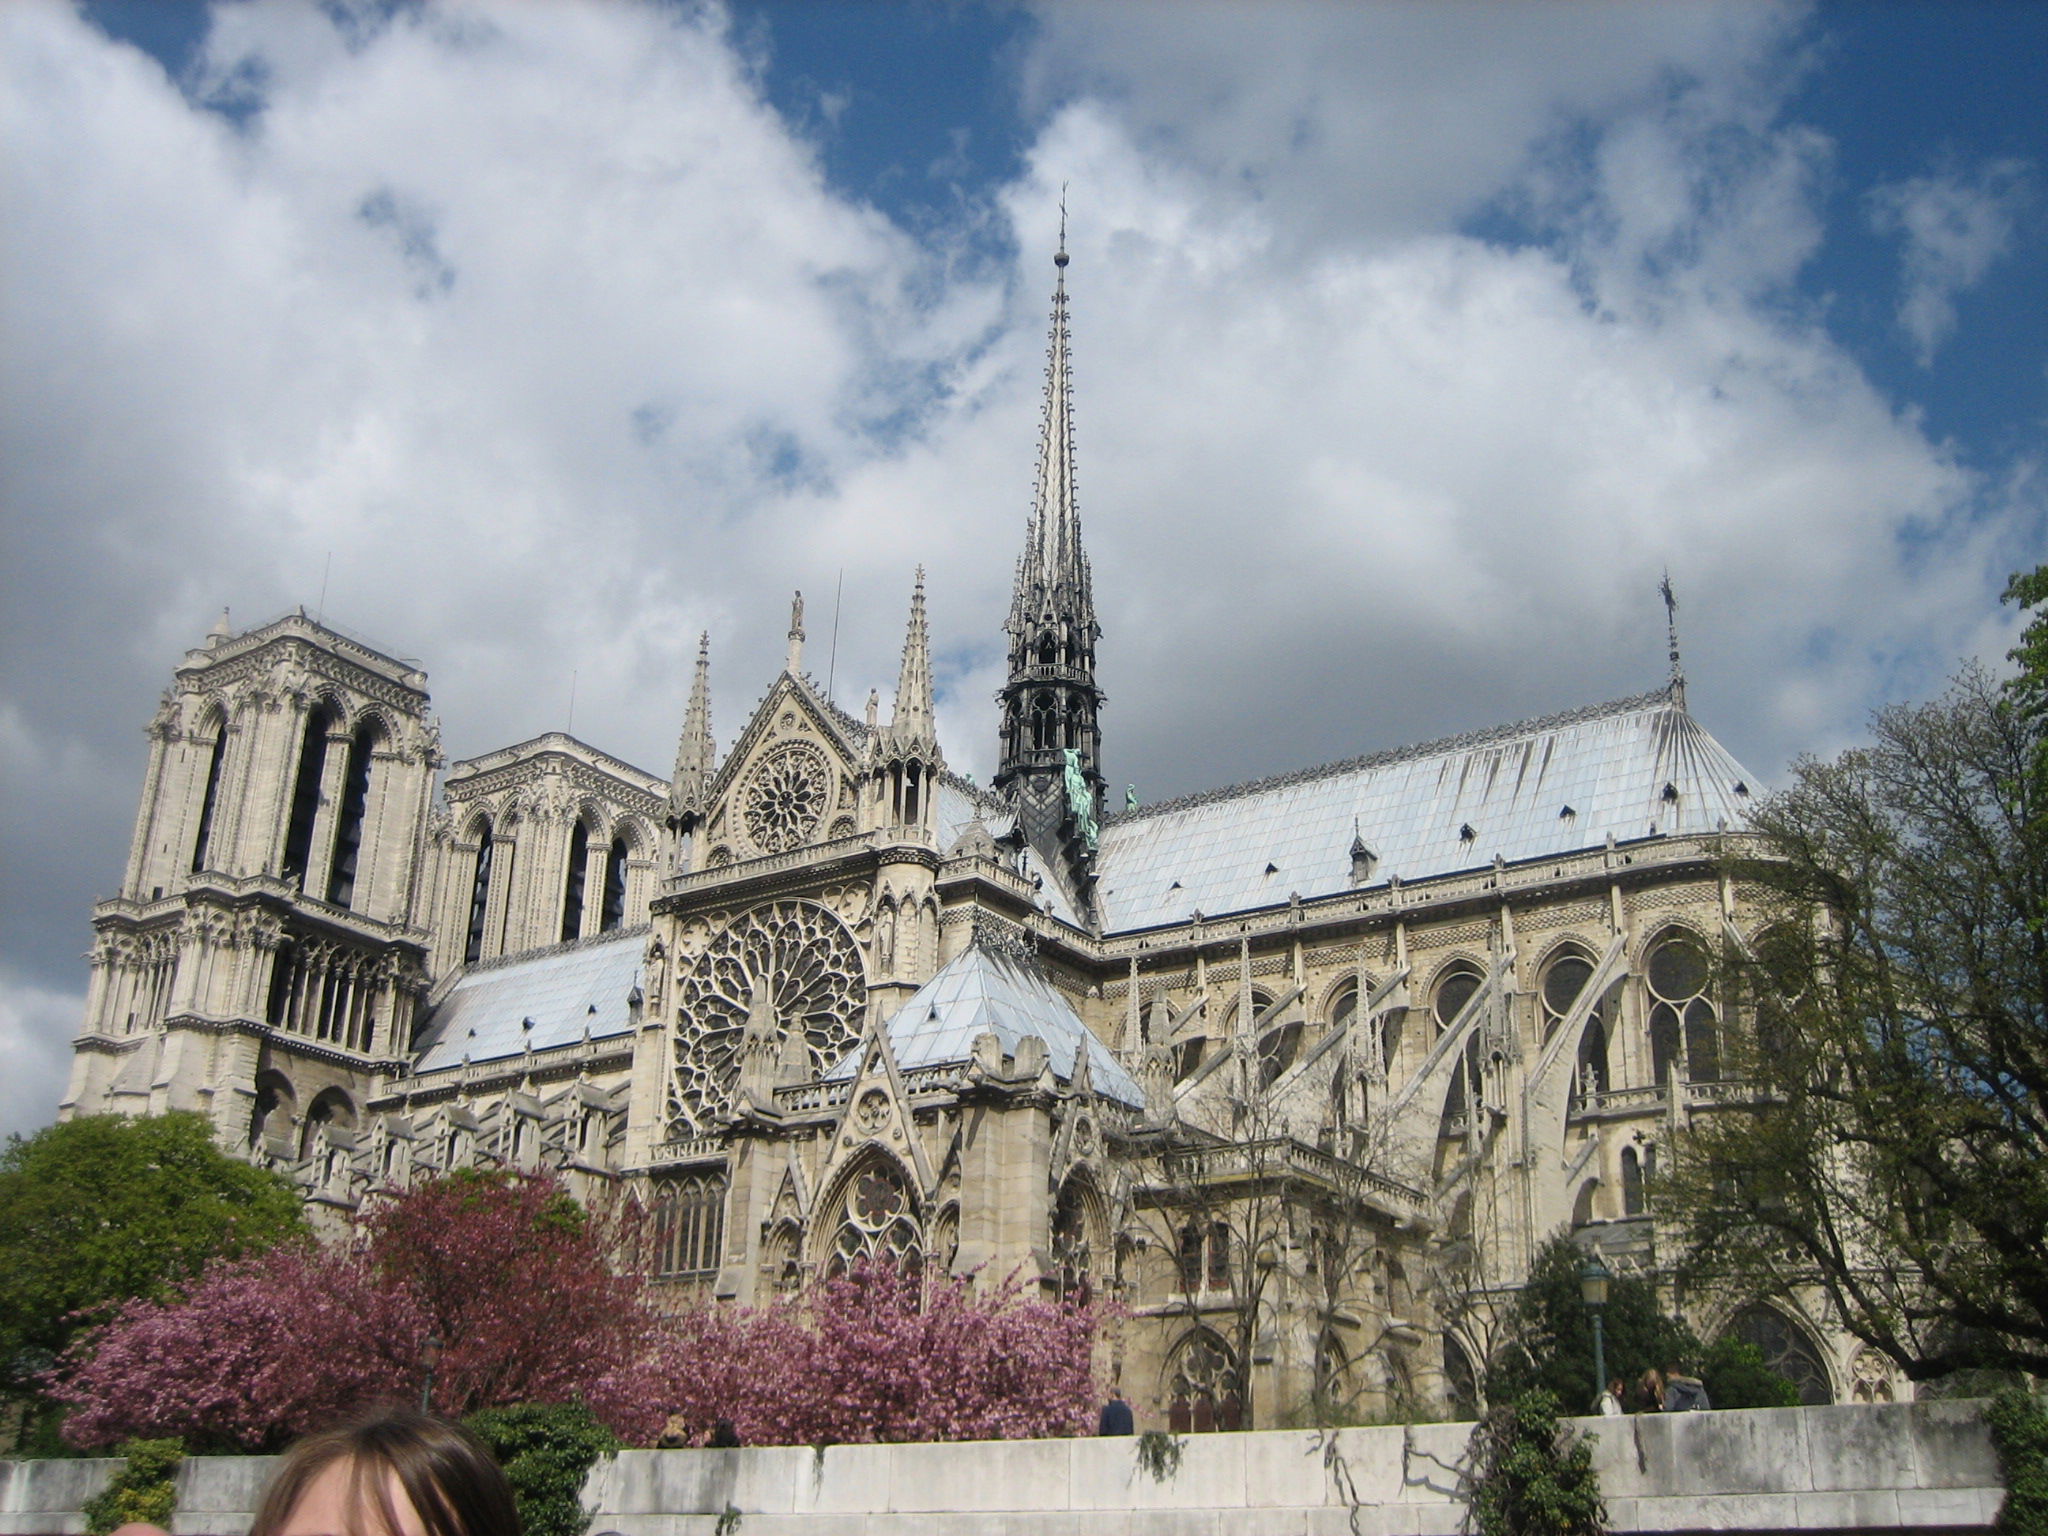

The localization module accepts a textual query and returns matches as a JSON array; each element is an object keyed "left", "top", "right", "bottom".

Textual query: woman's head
[{"left": 249, "top": 1407, "right": 521, "bottom": 1536}]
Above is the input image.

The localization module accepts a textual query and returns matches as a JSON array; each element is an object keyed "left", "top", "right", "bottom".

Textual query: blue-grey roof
[
  {"left": 1095, "top": 691, "right": 1755, "bottom": 932},
  {"left": 411, "top": 930, "right": 645, "bottom": 1072},
  {"left": 827, "top": 944, "right": 1143, "bottom": 1107}
]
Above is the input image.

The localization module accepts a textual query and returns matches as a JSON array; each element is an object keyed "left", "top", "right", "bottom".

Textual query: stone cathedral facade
[{"left": 61, "top": 245, "right": 1887, "bottom": 1426}]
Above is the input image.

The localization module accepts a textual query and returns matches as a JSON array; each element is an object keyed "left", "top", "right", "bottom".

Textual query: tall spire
[
  {"left": 1010, "top": 214, "right": 1095, "bottom": 645},
  {"left": 888, "top": 567, "right": 937, "bottom": 753},
  {"left": 995, "top": 225, "right": 1106, "bottom": 919},
  {"left": 1659, "top": 570, "right": 1687, "bottom": 711},
  {"left": 669, "top": 631, "right": 715, "bottom": 827}
]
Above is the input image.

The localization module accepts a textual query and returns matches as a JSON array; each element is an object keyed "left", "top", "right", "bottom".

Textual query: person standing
[
  {"left": 1097, "top": 1386, "right": 1135, "bottom": 1435},
  {"left": 1598, "top": 1378, "right": 1626, "bottom": 1417},
  {"left": 1662, "top": 1361, "right": 1712, "bottom": 1411}
]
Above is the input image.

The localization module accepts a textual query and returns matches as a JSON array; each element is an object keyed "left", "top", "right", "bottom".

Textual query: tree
[
  {"left": 657, "top": 1259, "right": 1102, "bottom": 1446},
  {"left": 0, "top": 1113, "right": 306, "bottom": 1389},
  {"left": 1665, "top": 565, "right": 2048, "bottom": 1382},
  {"left": 1489, "top": 1235, "right": 1688, "bottom": 1413},
  {"left": 51, "top": 1171, "right": 669, "bottom": 1449}
]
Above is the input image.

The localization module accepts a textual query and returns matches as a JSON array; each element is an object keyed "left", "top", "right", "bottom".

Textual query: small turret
[{"left": 668, "top": 632, "right": 715, "bottom": 834}]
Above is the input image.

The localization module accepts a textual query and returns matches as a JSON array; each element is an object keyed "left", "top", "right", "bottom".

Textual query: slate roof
[
  {"left": 1094, "top": 690, "right": 1755, "bottom": 932},
  {"left": 826, "top": 943, "right": 1143, "bottom": 1107},
  {"left": 411, "top": 929, "right": 645, "bottom": 1072}
]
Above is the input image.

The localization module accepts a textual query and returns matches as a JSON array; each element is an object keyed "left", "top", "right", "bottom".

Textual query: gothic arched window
[
  {"left": 1257, "top": 1020, "right": 1303, "bottom": 1088},
  {"left": 560, "top": 820, "right": 590, "bottom": 942},
  {"left": 1725, "top": 1304, "right": 1832, "bottom": 1405},
  {"left": 189, "top": 717, "right": 228, "bottom": 874},
  {"left": 326, "top": 720, "right": 380, "bottom": 909},
  {"left": 280, "top": 704, "right": 335, "bottom": 889},
  {"left": 1166, "top": 1330, "right": 1241, "bottom": 1433},
  {"left": 828, "top": 1158, "right": 922, "bottom": 1275},
  {"left": 1542, "top": 949, "right": 1608, "bottom": 1104},
  {"left": 1647, "top": 933, "right": 1718, "bottom": 1085},
  {"left": 463, "top": 819, "right": 494, "bottom": 966},
  {"left": 653, "top": 1171, "right": 728, "bottom": 1282},
  {"left": 1621, "top": 1146, "right": 1645, "bottom": 1215},
  {"left": 601, "top": 836, "right": 629, "bottom": 932},
  {"left": 1051, "top": 1179, "right": 1094, "bottom": 1303},
  {"left": 1435, "top": 965, "right": 1485, "bottom": 1125}
]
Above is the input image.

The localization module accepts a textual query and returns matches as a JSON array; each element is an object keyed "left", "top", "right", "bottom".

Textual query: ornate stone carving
[
  {"left": 668, "top": 900, "right": 866, "bottom": 1136},
  {"left": 740, "top": 741, "right": 831, "bottom": 853}
]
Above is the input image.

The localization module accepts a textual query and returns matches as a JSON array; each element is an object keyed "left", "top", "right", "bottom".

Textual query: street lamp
[
  {"left": 1579, "top": 1254, "right": 1611, "bottom": 1413},
  {"left": 420, "top": 1334, "right": 443, "bottom": 1414}
]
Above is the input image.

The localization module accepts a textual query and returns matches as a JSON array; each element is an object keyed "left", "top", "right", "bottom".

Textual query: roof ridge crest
[{"left": 1104, "top": 689, "right": 1676, "bottom": 826}]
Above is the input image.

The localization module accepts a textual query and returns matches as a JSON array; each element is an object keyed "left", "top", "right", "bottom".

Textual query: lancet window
[
  {"left": 463, "top": 819, "right": 494, "bottom": 966},
  {"left": 1541, "top": 949, "right": 1608, "bottom": 1104},
  {"left": 1435, "top": 964, "right": 1486, "bottom": 1127},
  {"left": 1647, "top": 932, "right": 1719, "bottom": 1085},
  {"left": 280, "top": 705, "right": 335, "bottom": 889},
  {"left": 599, "top": 836, "right": 628, "bottom": 931},
  {"left": 653, "top": 1170, "right": 728, "bottom": 1282},
  {"left": 1165, "top": 1329, "right": 1241, "bottom": 1433},
  {"left": 189, "top": 716, "right": 228, "bottom": 874},
  {"left": 326, "top": 720, "right": 380, "bottom": 909},
  {"left": 561, "top": 820, "right": 589, "bottom": 942}
]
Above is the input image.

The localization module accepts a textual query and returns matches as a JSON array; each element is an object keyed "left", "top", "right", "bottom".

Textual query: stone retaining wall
[{"left": 0, "top": 1402, "right": 2002, "bottom": 1536}]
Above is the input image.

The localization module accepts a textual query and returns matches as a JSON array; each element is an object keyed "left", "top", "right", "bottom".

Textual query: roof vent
[
  {"left": 1733, "top": 780, "right": 1749, "bottom": 796},
  {"left": 586, "top": 1004, "right": 597, "bottom": 1015},
  {"left": 1559, "top": 804, "right": 1575, "bottom": 820},
  {"left": 521, "top": 1015, "right": 536, "bottom": 1031},
  {"left": 1661, "top": 782, "right": 1679, "bottom": 803},
  {"left": 1458, "top": 822, "right": 1476, "bottom": 843},
  {"left": 1264, "top": 861, "right": 1279, "bottom": 876}
]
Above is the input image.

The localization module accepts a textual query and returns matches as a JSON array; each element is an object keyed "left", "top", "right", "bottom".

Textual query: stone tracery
[{"left": 668, "top": 899, "right": 866, "bottom": 1136}]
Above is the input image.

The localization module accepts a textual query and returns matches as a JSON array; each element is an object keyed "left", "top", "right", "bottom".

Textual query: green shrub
[
  {"left": 1987, "top": 1387, "right": 2048, "bottom": 1536},
  {"left": 80, "top": 1437, "right": 182, "bottom": 1536},
  {"left": 1467, "top": 1390, "right": 1605, "bottom": 1536},
  {"left": 1698, "top": 1338, "right": 1800, "bottom": 1409},
  {"left": 464, "top": 1402, "right": 620, "bottom": 1536}
]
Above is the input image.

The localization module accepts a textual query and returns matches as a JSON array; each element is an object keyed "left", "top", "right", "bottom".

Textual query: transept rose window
[{"left": 741, "top": 742, "right": 830, "bottom": 853}]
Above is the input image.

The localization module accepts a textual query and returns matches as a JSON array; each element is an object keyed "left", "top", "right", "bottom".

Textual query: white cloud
[{"left": 1868, "top": 157, "right": 2034, "bottom": 365}]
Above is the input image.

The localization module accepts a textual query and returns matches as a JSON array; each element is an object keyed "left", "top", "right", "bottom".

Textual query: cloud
[
  {"left": 0, "top": 965, "right": 79, "bottom": 1143},
  {"left": 1868, "top": 157, "right": 2034, "bottom": 365}
]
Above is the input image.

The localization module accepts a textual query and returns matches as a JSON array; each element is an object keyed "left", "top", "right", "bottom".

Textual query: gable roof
[
  {"left": 411, "top": 929, "right": 645, "bottom": 1072},
  {"left": 1094, "top": 689, "right": 1755, "bottom": 932},
  {"left": 826, "top": 943, "right": 1143, "bottom": 1107}
]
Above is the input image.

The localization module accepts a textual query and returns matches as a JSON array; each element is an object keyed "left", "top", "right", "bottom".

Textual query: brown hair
[{"left": 249, "top": 1407, "right": 521, "bottom": 1536}]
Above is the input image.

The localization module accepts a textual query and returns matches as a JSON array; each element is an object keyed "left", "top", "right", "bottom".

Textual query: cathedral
[{"left": 60, "top": 241, "right": 1883, "bottom": 1426}]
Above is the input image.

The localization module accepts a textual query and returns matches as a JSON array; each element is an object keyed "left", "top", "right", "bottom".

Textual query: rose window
[
  {"left": 669, "top": 901, "right": 866, "bottom": 1137},
  {"left": 829, "top": 1157, "right": 922, "bottom": 1274},
  {"left": 741, "top": 742, "right": 830, "bottom": 853}
]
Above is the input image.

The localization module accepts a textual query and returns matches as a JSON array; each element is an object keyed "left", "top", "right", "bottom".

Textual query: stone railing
[
  {"left": 0, "top": 1402, "right": 2001, "bottom": 1536},
  {"left": 1155, "top": 1136, "right": 1426, "bottom": 1215}
]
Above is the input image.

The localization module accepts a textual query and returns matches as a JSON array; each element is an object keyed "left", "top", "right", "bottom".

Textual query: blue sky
[{"left": 3, "top": 0, "right": 2043, "bottom": 1138}]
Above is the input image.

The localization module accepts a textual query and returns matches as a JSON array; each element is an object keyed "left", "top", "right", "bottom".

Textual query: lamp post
[
  {"left": 1579, "top": 1254, "right": 1611, "bottom": 1413},
  {"left": 420, "top": 1334, "right": 442, "bottom": 1414}
]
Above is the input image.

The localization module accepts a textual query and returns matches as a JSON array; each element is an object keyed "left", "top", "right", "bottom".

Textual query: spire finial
[
  {"left": 669, "top": 631, "right": 716, "bottom": 828},
  {"left": 1056, "top": 183, "right": 1069, "bottom": 269},
  {"left": 786, "top": 590, "right": 805, "bottom": 675},
  {"left": 1660, "top": 570, "right": 1687, "bottom": 710},
  {"left": 888, "top": 566, "right": 938, "bottom": 753}
]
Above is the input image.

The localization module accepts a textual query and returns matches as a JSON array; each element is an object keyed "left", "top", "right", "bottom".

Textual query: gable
[{"left": 700, "top": 675, "right": 866, "bottom": 863}]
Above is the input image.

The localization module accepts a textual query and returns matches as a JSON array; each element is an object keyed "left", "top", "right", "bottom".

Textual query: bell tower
[{"left": 994, "top": 231, "right": 1105, "bottom": 910}]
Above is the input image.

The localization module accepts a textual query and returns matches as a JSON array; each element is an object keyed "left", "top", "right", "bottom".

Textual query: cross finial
[
  {"left": 1056, "top": 183, "right": 1069, "bottom": 269},
  {"left": 1660, "top": 569, "right": 1687, "bottom": 710}
]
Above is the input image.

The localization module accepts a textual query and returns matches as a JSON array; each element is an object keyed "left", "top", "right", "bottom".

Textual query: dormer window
[
  {"left": 1458, "top": 822, "right": 1476, "bottom": 843},
  {"left": 1661, "top": 782, "right": 1680, "bottom": 804}
]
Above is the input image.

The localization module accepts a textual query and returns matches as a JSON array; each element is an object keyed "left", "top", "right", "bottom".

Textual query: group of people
[{"left": 1598, "top": 1364, "right": 1712, "bottom": 1416}]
